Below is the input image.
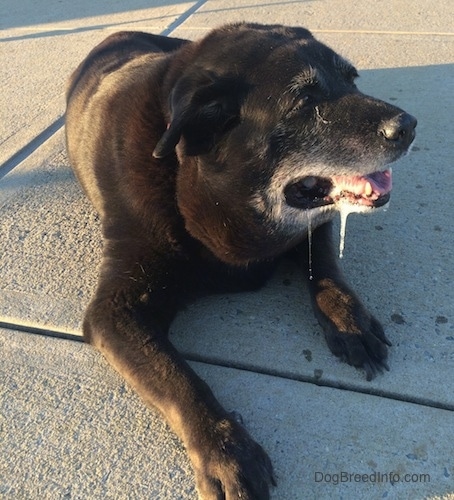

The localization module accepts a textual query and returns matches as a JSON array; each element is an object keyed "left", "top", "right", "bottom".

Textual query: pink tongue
[{"left": 365, "top": 170, "right": 392, "bottom": 195}]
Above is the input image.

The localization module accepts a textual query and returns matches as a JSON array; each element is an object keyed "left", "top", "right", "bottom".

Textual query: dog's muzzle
[{"left": 284, "top": 111, "right": 416, "bottom": 211}]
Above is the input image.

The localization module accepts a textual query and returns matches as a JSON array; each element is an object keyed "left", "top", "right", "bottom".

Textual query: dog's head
[{"left": 154, "top": 23, "right": 416, "bottom": 265}]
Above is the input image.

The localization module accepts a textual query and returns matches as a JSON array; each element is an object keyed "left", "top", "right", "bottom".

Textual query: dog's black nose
[{"left": 378, "top": 112, "right": 417, "bottom": 146}]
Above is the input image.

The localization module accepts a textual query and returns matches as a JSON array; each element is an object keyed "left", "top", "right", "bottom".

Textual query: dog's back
[{"left": 67, "top": 31, "right": 187, "bottom": 102}]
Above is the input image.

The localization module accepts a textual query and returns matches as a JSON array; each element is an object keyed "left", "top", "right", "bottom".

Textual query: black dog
[{"left": 65, "top": 23, "right": 416, "bottom": 499}]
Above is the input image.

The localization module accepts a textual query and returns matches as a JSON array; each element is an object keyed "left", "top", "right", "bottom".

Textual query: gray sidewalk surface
[{"left": 1, "top": 1, "right": 453, "bottom": 499}]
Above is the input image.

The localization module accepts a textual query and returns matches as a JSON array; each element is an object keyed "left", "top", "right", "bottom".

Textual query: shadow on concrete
[
  {"left": 2, "top": 0, "right": 184, "bottom": 30},
  {"left": 1, "top": 19, "right": 175, "bottom": 43},
  {"left": 2, "top": 0, "right": 312, "bottom": 34}
]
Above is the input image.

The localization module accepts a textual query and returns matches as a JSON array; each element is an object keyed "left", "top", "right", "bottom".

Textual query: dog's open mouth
[{"left": 284, "top": 169, "right": 392, "bottom": 210}]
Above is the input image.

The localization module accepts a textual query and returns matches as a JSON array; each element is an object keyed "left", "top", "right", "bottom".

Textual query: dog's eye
[
  {"left": 297, "top": 95, "right": 313, "bottom": 108},
  {"left": 288, "top": 95, "right": 314, "bottom": 115},
  {"left": 300, "top": 95, "right": 313, "bottom": 105}
]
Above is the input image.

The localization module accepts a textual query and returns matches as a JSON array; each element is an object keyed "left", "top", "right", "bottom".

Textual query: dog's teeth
[{"left": 365, "top": 181, "right": 373, "bottom": 197}]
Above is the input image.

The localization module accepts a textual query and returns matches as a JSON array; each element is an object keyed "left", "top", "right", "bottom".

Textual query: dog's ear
[{"left": 153, "top": 70, "right": 245, "bottom": 158}]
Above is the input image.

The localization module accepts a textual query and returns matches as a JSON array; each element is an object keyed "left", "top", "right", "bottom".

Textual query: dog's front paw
[
  {"left": 191, "top": 418, "right": 275, "bottom": 500},
  {"left": 313, "top": 279, "right": 391, "bottom": 380},
  {"left": 323, "top": 313, "right": 391, "bottom": 381}
]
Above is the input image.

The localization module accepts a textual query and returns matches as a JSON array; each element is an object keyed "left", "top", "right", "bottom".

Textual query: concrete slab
[
  {"left": 1, "top": 1, "right": 454, "bottom": 498},
  {"left": 0, "top": 131, "right": 101, "bottom": 335},
  {"left": 0, "top": 328, "right": 196, "bottom": 499},
  {"left": 1, "top": 0, "right": 199, "bottom": 167},
  {"left": 1, "top": 328, "right": 453, "bottom": 499}
]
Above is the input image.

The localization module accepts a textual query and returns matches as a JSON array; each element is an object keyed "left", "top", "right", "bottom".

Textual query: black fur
[{"left": 66, "top": 23, "right": 416, "bottom": 499}]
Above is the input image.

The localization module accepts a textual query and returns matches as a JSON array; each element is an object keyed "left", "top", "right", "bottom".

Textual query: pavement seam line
[
  {"left": 160, "top": 0, "right": 209, "bottom": 36},
  {"left": 184, "top": 354, "right": 454, "bottom": 413},
  {"left": 2, "top": 320, "right": 453, "bottom": 413},
  {"left": 0, "top": 115, "right": 65, "bottom": 180}
]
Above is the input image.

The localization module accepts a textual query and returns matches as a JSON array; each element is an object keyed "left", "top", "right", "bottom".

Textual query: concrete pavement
[{"left": 1, "top": 1, "right": 453, "bottom": 498}]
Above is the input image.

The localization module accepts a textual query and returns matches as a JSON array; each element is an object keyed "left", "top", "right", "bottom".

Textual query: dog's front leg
[
  {"left": 305, "top": 221, "right": 391, "bottom": 380},
  {"left": 83, "top": 254, "right": 274, "bottom": 500}
]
